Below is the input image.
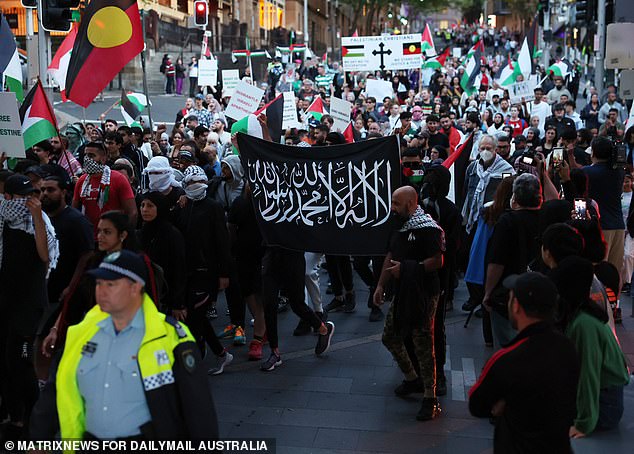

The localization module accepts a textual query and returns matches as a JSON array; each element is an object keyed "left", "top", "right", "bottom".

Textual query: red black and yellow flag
[
  {"left": 402, "top": 42, "right": 422, "bottom": 56},
  {"left": 65, "top": 0, "right": 143, "bottom": 108}
]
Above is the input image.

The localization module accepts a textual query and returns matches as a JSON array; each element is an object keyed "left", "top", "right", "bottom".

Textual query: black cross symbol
[{"left": 372, "top": 42, "right": 392, "bottom": 71}]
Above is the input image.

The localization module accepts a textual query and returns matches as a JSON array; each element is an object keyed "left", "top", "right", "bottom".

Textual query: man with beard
[
  {"left": 41, "top": 177, "right": 94, "bottom": 306},
  {"left": 374, "top": 186, "right": 445, "bottom": 421},
  {"left": 72, "top": 142, "right": 138, "bottom": 232},
  {"left": 48, "top": 136, "right": 82, "bottom": 179},
  {"left": 469, "top": 272, "right": 579, "bottom": 454},
  {"left": 425, "top": 115, "right": 450, "bottom": 150},
  {"left": 547, "top": 77, "right": 573, "bottom": 105},
  {"left": 211, "top": 119, "right": 231, "bottom": 149},
  {"left": 439, "top": 114, "right": 462, "bottom": 154}
]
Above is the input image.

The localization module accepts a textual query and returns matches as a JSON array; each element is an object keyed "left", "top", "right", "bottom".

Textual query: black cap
[
  {"left": 503, "top": 272, "right": 558, "bottom": 312},
  {"left": 24, "top": 166, "right": 47, "bottom": 178},
  {"left": 514, "top": 134, "right": 527, "bottom": 143},
  {"left": 4, "top": 174, "right": 36, "bottom": 196},
  {"left": 179, "top": 150, "right": 196, "bottom": 162},
  {"left": 87, "top": 250, "right": 147, "bottom": 286}
]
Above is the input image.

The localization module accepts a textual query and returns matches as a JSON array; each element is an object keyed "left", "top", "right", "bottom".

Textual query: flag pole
[{"left": 140, "top": 9, "right": 154, "bottom": 132}]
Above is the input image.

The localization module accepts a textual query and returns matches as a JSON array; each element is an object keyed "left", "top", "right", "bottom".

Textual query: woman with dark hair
[
  {"left": 487, "top": 113, "right": 505, "bottom": 137},
  {"left": 541, "top": 125, "right": 559, "bottom": 156},
  {"left": 138, "top": 192, "right": 187, "bottom": 317},
  {"left": 463, "top": 176, "right": 516, "bottom": 346},
  {"left": 42, "top": 211, "right": 138, "bottom": 354},
  {"left": 448, "top": 76, "right": 462, "bottom": 98},
  {"left": 549, "top": 256, "right": 629, "bottom": 438}
]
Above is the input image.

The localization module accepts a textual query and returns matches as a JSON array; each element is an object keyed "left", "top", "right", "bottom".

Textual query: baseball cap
[
  {"left": 4, "top": 174, "right": 36, "bottom": 196},
  {"left": 179, "top": 150, "right": 196, "bottom": 162},
  {"left": 503, "top": 272, "right": 558, "bottom": 312},
  {"left": 308, "top": 118, "right": 321, "bottom": 128},
  {"left": 86, "top": 250, "right": 147, "bottom": 286}
]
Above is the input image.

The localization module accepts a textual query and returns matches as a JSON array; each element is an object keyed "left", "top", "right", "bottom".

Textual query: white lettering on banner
[
  {"left": 341, "top": 33, "right": 422, "bottom": 72},
  {"left": 246, "top": 159, "right": 393, "bottom": 228},
  {"left": 0, "top": 92, "right": 26, "bottom": 158},
  {"left": 329, "top": 97, "right": 352, "bottom": 133},
  {"left": 225, "top": 80, "right": 265, "bottom": 120},
  {"left": 197, "top": 59, "right": 218, "bottom": 86},
  {"left": 221, "top": 69, "right": 240, "bottom": 97}
]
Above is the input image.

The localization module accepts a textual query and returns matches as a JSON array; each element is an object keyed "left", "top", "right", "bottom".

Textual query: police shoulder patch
[
  {"left": 165, "top": 315, "right": 188, "bottom": 339},
  {"left": 181, "top": 349, "right": 196, "bottom": 373}
]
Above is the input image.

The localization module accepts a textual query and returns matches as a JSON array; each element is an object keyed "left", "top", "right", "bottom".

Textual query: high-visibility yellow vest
[{"left": 56, "top": 294, "right": 194, "bottom": 441}]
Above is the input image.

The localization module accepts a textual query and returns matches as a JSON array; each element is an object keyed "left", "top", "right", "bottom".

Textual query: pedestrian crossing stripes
[{"left": 444, "top": 346, "right": 478, "bottom": 401}]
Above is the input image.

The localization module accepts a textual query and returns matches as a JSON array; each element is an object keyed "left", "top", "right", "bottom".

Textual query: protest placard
[
  {"left": 508, "top": 79, "right": 536, "bottom": 104},
  {"left": 0, "top": 93, "right": 26, "bottom": 158},
  {"left": 221, "top": 69, "right": 240, "bottom": 97},
  {"left": 365, "top": 79, "right": 394, "bottom": 103},
  {"left": 224, "top": 80, "right": 265, "bottom": 120},
  {"left": 282, "top": 91, "right": 300, "bottom": 129},
  {"left": 341, "top": 34, "right": 423, "bottom": 72},
  {"left": 198, "top": 59, "right": 218, "bottom": 86},
  {"left": 329, "top": 97, "right": 352, "bottom": 133}
]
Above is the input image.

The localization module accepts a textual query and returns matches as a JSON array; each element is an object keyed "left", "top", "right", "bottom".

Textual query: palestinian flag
[
  {"left": 343, "top": 122, "right": 354, "bottom": 144},
  {"left": 547, "top": 59, "right": 572, "bottom": 78},
  {"left": 495, "top": 56, "right": 522, "bottom": 86},
  {"left": 465, "top": 39, "right": 485, "bottom": 61},
  {"left": 0, "top": 14, "right": 23, "bottom": 102},
  {"left": 342, "top": 44, "right": 364, "bottom": 58},
  {"left": 250, "top": 49, "right": 271, "bottom": 59},
  {"left": 403, "top": 42, "right": 422, "bottom": 55},
  {"left": 517, "top": 16, "right": 538, "bottom": 79},
  {"left": 423, "top": 47, "right": 450, "bottom": 69},
  {"left": 231, "top": 94, "right": 284, "bottom": 148},
  {"left": 421, "top": 23, "right": 436, "bottom": 57},
  {"left": 65, "top": 0, "right": 144, "bottom": 108},
  {"left": 20, "top": 80, "right": 59, "bottom": 150},
  {"left": 48, "top": 24, "right": 78, "bottom": 102},
  {"left": 460, "top": 46, "right": 481, "bottom": 96},
  {"left": 119, "top": 90, "right": 149, "bottom": 127},
  {"left": 305, "top": 96, "right": 327, "bottom": 121}
]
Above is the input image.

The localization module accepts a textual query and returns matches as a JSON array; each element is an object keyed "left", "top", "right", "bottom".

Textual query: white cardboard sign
[
  {"left": 365, "top": 79, "right": 394, "bottom": 103},
  {"left": 0, "top": 92, "right": 26, "bottom": 158},
  {"left": 329, "top": 97, "right": 352, "bottom": 133},
  {"left": 221, "top": 69, "right": 240, "bottom": 97},
  {"left": 282, "top": 91, "right": 300, "bottom": 129},
  {"left": 198, "top": 59, "right": 218, "bottom": 86},
  {"left": 224, "top": 80, "right": 265, "bottom": 121},
  {"left": 341, "top": 34, "right": 422, "bottom": 72},
  {"left": 508, "top": 79, "right": 537, "bottom": 104}
]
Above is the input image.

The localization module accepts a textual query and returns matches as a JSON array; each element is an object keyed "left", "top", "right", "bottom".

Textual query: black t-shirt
[
  {"left": 486, "top": 209, "right": 540, "bottom": 280},
  {"left": 227, "top": 195, "right": 264, "bottom": 260},
  {"left": 389, "top": 226, "right": 444, "bottom": 295},
  {"left": 48, "top": 206, "right": 94, "bottom": 304},
  {"left": 0, "top": 227, "right": 48, "bottom": 334},
  {"left": 428, "top": 132, "right": 450, "bottom": 150}
]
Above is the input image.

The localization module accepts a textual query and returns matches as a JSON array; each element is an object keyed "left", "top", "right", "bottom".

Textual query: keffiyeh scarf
[
  {"left": 399, "top": 206, "right": 442, "bottom": 232},
  {"left": 0, "top": 199, "right": 59, "bottom": 276},
  {"left": 81, "top": 158, "right": 111, "bottom": 210}
]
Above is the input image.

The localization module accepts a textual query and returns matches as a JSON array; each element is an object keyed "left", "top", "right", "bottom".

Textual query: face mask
[
  {"left": 148, "top": 172, "right": 172, "bottom": 192},
  {"left": 184, "top": 182, "right": 208, "bottom": 201},
  {"left": 480, "top": 150, "right": 494, "bottom": 162},
  {"left": 84, "top": 156, "right": 106, "bottom": 175}
]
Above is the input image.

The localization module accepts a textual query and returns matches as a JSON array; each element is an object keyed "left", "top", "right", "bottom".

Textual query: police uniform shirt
[{"left": 77, "top": 307, "right": 151, "bottom": 438}]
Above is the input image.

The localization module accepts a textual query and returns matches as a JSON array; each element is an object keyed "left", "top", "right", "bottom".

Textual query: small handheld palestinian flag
[
  {"left": 547, "top": 59, "right": 572, "bottom": 78},
  {"left": 119, "top": 90, "right": 149, "bottom": 127},
  {"left": 423, "top": 47, "right": 450, "bottom": 70},
  {"left": 0, "top": 14, "right": 24, "bottom": 102},
  {"left": 305, "top": 96, "right": 327, "bottom": 122},
  {"left": 421, "top": 23, "right": 437, "bottom": 57},
  {"left": 48, "top": 24, "right": 78, "bottom": 102},
  {"left": 20, "top": 79, "right": 59, "bottom": 150}
]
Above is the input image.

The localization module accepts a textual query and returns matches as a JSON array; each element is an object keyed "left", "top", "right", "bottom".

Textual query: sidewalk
[{"left": 208, "top": 269, "right": 634, "bottom": 453}]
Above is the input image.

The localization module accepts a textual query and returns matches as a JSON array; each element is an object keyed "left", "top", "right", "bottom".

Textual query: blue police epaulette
[{"left": 165, "top": 315, "right": 188, "bottom": 339}]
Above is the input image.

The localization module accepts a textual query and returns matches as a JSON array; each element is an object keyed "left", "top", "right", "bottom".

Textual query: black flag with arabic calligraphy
[{"left": 237, "top": 134, "right": 401, "bottom": 255}]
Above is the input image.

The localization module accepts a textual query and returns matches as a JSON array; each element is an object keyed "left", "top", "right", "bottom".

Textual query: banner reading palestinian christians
[
  {"left": 341, "top": 34, "right": 423, "bottom": 72},
  {"left": 237, "top": 134, "right": 401, "bottom": 255}
]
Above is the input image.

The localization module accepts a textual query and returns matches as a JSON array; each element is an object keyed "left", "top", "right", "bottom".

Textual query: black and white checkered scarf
[
  {"left": 399, "top": 206, "right": 442, "bottom": 232},
  {"left": 0, "top": 199, "right": 59, "bottom": 275}
]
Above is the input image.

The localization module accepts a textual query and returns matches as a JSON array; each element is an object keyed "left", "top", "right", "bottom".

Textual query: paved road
[{"left": 207, "top": 268, "right": 634, "bottom": 454}]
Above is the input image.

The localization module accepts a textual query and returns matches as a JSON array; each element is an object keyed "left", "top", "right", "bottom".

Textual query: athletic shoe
[
  {"left": 416, "top": 397, "right": 441, "bottom": 421},
  {"left": 315, "top": 321, "right": 335, "bottom": 355},
  {"left": 394, "top": 378, "right": 425, "bottom": 396},
  {"left": 217, "top": 324, "right": 236, "bottom": 339},
  {"left": 261, "top": 352, "right": 282, "bottom": 371},
  {"left": 233, "top": 326, "right": 246, "bottom": 345},
  {"left": 208, "top": 351, "right": 233, "bottom": 375},
  {"left": 324, "top": 298, "right": 345, "bottom": 312},
  {"left": 343, "top": 292, "right": 356, "bottom": 313},
  {"left": 369, "top": 306, "right": 385, "bottom": 322},
  {"left": 206, "top": 306, "right": 218, "bottom": 320},
  {"left": 293, "top": 319, "right": 312, "bottom": 336},
  {"left": 248, "top": 339, "right": 263, "bottom": 361}
]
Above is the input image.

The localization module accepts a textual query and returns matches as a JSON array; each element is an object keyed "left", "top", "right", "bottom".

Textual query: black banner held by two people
[{"left": 237, "top": 134, "right": 401, "bottom": 255}]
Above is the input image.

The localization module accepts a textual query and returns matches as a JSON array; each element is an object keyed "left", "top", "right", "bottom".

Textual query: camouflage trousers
[{"left": 381, "top": 295, "right": 438, "bottom": 395}]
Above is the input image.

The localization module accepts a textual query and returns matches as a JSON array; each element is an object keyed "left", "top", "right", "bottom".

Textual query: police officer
[{"left": 30, "top": 250, "right": 218, "bottom": 441}]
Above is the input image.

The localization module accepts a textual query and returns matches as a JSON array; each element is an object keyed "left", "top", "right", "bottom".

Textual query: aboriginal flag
[
  {"left": 65, "top": 0, "right": 143, "bottom": 108},
  {"left": 402, "top": 42, "right": 421, "bottom": 55}
]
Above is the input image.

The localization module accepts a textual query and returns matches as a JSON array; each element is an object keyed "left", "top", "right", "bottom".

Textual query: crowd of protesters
[{"left": 0, "top": 22, "right": 630, "bottom": 448}]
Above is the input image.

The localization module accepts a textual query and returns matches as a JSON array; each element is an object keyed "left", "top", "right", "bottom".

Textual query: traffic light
[
  {"left": 194, "top": 1, "right": 208, "bottom": 27},
  {"left": 21, "top": 0, "right": 37, "bottom": 7},
  {"left": 41, "top": 0, "right": 81, "bottom": 32},
  {"left": 575, "top": 0, "right": 596, "bottom": 24}
]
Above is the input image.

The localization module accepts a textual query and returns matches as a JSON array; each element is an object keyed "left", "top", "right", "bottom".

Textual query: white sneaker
[{"left": 208, "top": 351, "right": 233, "bottom": 375}]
